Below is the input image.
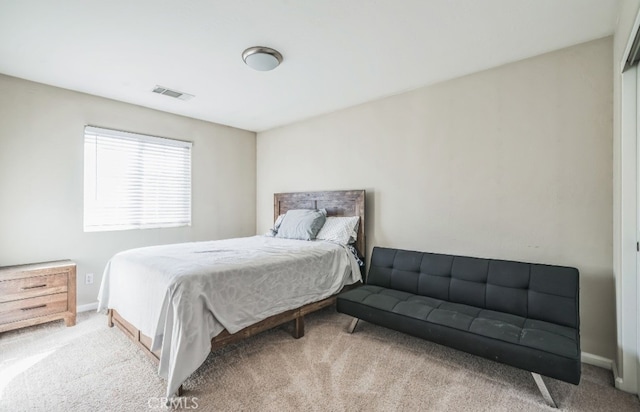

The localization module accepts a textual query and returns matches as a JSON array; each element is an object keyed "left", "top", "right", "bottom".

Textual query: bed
[{"left": 97, "top": 190, "right": 366, "bottom": 398}]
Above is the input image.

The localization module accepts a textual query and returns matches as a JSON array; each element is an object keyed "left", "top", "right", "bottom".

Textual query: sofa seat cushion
[{"left": 340, "top": 285, "right": 579, "bottom": 360}]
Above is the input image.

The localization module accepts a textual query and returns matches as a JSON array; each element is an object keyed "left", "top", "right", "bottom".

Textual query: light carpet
[{"left": 0, "top": 308, "right": 638, "bottom": 411}]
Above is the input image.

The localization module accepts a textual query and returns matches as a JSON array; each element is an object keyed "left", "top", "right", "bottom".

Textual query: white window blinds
[{"left": 83, "top": 126, "right": 192, "bottom": 232}]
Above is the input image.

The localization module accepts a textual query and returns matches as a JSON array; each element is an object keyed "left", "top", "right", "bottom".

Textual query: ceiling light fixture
[{"left": 242, "top": 46, "right": 283, "bottom": 71}]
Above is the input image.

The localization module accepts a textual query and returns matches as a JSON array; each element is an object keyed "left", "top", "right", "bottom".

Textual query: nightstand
[{"left": 0, "top": 260, "right": 76, "bottom": 333}]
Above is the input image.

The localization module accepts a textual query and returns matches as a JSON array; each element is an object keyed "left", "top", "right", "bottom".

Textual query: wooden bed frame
[{"left": 107, "top": 189, "right": 366, "bottom": 394}]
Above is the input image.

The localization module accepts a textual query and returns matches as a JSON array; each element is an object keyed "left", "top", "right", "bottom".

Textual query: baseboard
[
  {"left": 581, "top": 352, "right": 613, "bottom": 370},
  {"left": 612, "top": 362, "right": 624, "bottom": 389},
  {"left": 77, "top": 302, "right": 98, "bottom": 313}
]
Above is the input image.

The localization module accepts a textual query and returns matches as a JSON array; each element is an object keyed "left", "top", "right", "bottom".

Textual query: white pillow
[
  {"left": 316, "top": 216, "right": 360, "bottom": 245},
  {"left": 265, "top": 214, "right": 285, "bottom": 237}
]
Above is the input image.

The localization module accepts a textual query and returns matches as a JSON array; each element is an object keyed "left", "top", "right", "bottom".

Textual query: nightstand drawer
[
  {"left": 0, "top": 273, "right": 68, "bottom": 303},
  {"left": 0, "top": 293, "right": 68, "bottom": 324}
]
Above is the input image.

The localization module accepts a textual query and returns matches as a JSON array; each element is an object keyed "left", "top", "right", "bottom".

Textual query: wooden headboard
[{"left": 274, "top": 190, "right": 366, "bottom": 258}]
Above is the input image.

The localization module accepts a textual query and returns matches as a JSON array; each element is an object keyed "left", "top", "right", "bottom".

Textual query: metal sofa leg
[
  {"left": 348, "top": 318, "right": 359, "bottom": 334},
  {"left": 531, "top": 372, "right": 557, "bottom": 408}
]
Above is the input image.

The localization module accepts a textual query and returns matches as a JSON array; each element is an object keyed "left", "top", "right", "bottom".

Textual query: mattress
[{"left": 97, "top": 235, "right": 360, "bottom": 397}]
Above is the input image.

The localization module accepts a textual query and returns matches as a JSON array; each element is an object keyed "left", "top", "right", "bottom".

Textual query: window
[{"left": 84, "top": 126, "right": 192, "bottom": 232}]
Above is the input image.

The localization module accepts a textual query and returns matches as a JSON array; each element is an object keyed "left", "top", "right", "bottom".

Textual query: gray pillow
[{"left": 276, "top": 209, "right": 327, "bottom": 241}]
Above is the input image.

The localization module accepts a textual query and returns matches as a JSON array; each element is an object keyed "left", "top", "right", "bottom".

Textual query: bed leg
[
  {"left": 348, "top": 318, "right": 359, "bottom": 334},
  {"left": 293, "top": 316, "right": 304, "bottom": 339},
  {"left": 165, "top": 386, "right": 185, "bottom": 406},
  {"left": 107, "top": 309, "right": 113, "bottom": 328},
  {"left": 531, "top": 372, "right": 557, "bottom": 408}
]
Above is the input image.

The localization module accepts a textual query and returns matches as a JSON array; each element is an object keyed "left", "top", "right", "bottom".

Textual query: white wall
[
  {"left": 257, "top": 38, "right": 614, "bottom": 359},
  {"left": 0, "top": 74, "right": 256, "bottom": 307}
]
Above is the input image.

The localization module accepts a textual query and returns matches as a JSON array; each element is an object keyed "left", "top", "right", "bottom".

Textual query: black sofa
[{"left": 337, "top": 247, "right": 580, "bottom": 407}]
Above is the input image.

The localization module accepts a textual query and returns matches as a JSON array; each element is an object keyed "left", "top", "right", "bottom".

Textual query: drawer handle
[
  {"left": 21, "top": 284, "right": 47, "bottom": 290},
  {"left": 21, "top": 304, "right": 47, "bottom": 311}
]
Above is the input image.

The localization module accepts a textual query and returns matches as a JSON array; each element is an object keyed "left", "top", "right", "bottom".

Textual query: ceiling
[{"left": 0, "top": 0, "right": 620, "bottom": 132}]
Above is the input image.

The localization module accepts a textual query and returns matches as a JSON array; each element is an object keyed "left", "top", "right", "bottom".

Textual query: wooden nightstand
[{"left": 0, "top": 260, "right": 76, "bottom": 333}]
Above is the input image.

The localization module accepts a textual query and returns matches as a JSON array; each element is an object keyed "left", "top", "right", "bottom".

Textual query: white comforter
[{"left": 97, "top": 235, "right": 360, "bottom": 397}]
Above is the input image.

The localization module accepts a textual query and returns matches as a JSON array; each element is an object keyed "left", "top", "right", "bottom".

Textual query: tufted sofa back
[{"left": 367, "top": 247, "right": 579, "bottom": 328}]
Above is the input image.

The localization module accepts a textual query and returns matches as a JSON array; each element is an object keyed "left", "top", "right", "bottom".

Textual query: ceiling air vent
[{"left": 152, "top": 85, "right": 195, "bottom": 101}]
